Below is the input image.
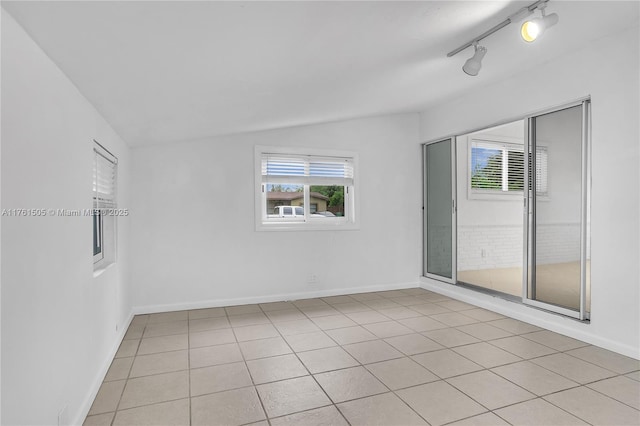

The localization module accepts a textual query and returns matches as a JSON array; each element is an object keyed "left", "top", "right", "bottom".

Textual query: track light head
[
  {"left": 463, "top": 44, "right": 487, "bottom": 76},
  {"left": 521, "top": 5, "right": 559, "bottom": 42}
]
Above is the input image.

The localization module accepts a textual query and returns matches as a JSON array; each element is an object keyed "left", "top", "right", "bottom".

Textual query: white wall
[
  {"left": 1, "top": 11, "right": 132, "bottom": 425},
  {"left": 421, "top": 24, "right": 640, "bottom": 358},
  {"left": 130, "top": 113, "right": 422, "bottom": 311}
]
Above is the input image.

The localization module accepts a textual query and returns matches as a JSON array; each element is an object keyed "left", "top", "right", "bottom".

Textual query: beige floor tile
[
  {"left": 495, "top": 398, "right": 587, "bottom": 425},
  {"left": 265, "top": 309, "right": 306, "bottom": 322},
  {"left": 322, "top": 295, "right": 356, "bottom": 304},
  {"left": 409, "top": 303, "right": 451, "bottom": 316},
  {"left": 399, "top": 316, "right": 448, "bottom": 332},
  {"left": 530, "top": 353, "right": 617, "bottom": 384},
  {"left": 363, "top": 299, "right": 402, "bottom": 310},
  {"left": 298, "top": 346, "right": 359, "bottom": 373},
  {"left": 119, "top": 371, "right": 189, "bottom": 410},
  {"left": 283, "top": 330, "right": 336, "bottom": 352},
  {"left": 188, "top": 307, "right": 226, "bottom": 319},
  {"left": 345, "top": 310, "right": 390, "bottom": 325},
  {"left": 453, "top": 342, "right": 521, "bottom": 368},
  {"left": 124, "top": 324, "right": 145, "bottom": 340},
  {"left": 435, "top": 300, "right": 476, "bottom": 311},
  {"left": 343, "top": 340, "right": 404, "bottom": 364},
  {"left": 363, "top": 321, "right": 414, "bottom": 338},
  {"left": 83, "top": 412, "right": 114, "bottom": 426},
  {"left": 130, "top": 315, "right": 149, "bottom": 327},
  {"left": 88, "top": 380, "right": 126, "bottom": 415},
  {"left": 314, "top": 366, "right": 388, "bottom": 403},
  {"left": 431, "top": 312, "right": 478, "bottom": 327},
  {"left": 397, "top": 381, "right": 486, "bottom": 426},
  {"left": 544, "top": 387, "right": 640, "bottom": 425},
  {"left": 113, "top": 398, "right": 189, "bottom": 426},
  {"left": 189, "top": 328, "right": 235, "bottom": 348},
  {"left": 292, "top": 298, "right": 328, "bottom": 308},
  {"left": 626, "top": 371, "right": 640, "bottom": 381},
  {"left": 391, "top": 296, "right": 428, "bottom": 306},
  {"left": 299, "top": 305, "right": 340, "bottom": 318},
  {"left": 225, "top": 304, "right": 261, "bottom": 316},
  {"left": 587, "top": 376, "right": 640, "bottom": 409},
  {"left": 487, "top": 318, "right": 542, "bottom": 334},
  {"left": 104, "top": 357, "right": 134, "bottom": 381},
  {"left": 257, "top": 376, "right": 331, "bottom": 417},
  {"left": 366, "top": 357, "right": 439, "bottom": 390},
  {"left": 419, "top": 293, "right": 452, "bottom": 303},
  {"left": 455, "top": 323, "right": 513, "bottom": 341},
  {"left": 138, "top": 334, "right": 188, "bottom": 355},
  {"left": 412, "top": 349, "right": 483, "bottom": 378},
  {"left": 377, "top": 306, "right": 422, "bottom": 320},
  {"left": 333, "top": 302, "right": 371, "bottom": 314},
  {"left": 520, "top": 330, "right": 588, "bottom": 351},
  {"left": 350, "top": 292, "right": 384, "bottom": 301},
  {"left": 566, "top": 346, "right": 640, "bottom": 374},
  {"left": 274, "top": 318, "right": 320, "bottom": 336},
  {"left": 384, "top": 333, "right": 443, "bottom": 356},
  {"left": 239, "top": 336, "right": 292, "bottom": 360},
  {"left": 143, "top": 321, "right": 188, "bottom": 338},
  {"left": 459, "top": 308, "right": 506, "bottom": 322},
  {"left": 423, "top": 328, "right": 480, "bottom": 348},
  {"left": 311, "top": 314, "right": 358, "bottom": 330},
  {"left": 191, "top": 386, "right": 266, "bottom": 426},
  {"left": 270, "top": 405, "right": 348, "bottom": 426},
  {"left": 115, "top": 339, "right": 140, "bottom": 358},
  {"left": 377, "top": 290, "right": 410, "bottom": 298},
  {"left": 325, "top": 326, "right": 377, "bottom": 345},
  {"left": 246, "top": 354, "right": 308, "bottom": 384},
  {"left": 190, "top": 342, "right": 243, "bottom": 368},
  {"left": 189, "top": 316, "right": 231, "bottom": 332},
  {"left": 233, "top": 323, "right": 279, "bottom": 342},
  {"left": 228, "top": 312, "right": 269, "bottom": 327},
  {"left": 447, "top": 370, "right": 535, "bottom": 410},
  {"left": 259, "top": 301, "right": 296, "bottom": 312},
  {"left": 190, "top": 361, "right": 253, "bottom": 396},
  {"left": 492, "top": 361, "right": 579, "bottom": 396},
  {"left": 147, "top": 311, "right": 188, "bottom": 324},
  {"left": 129, "top": 350, "right": 188, "bottom": 378},
  {"left": 338, "top": 392, "right": 427, "bottom": 425},
  {"left": 447, "top": 412, "right": 509, "bottom": 425},
  {"left": 490, "top": 335, "right": 557, "bottom": 359}
]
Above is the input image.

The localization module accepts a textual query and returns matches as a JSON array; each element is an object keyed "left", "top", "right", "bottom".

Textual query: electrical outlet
[
  {"left": 307, "top": 274, "right": 318, "bottom": 284},
  {"left": 481, "top": 249, "right": 487, "bottom": 258}
]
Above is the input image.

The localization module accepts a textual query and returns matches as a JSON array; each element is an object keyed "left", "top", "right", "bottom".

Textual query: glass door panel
[{"left": 424, "top": 139, "right": 455, "bottom": 282}]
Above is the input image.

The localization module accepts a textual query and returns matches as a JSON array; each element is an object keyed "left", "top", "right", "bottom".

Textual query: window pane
[
  {"left": 265, "top": 183, "right": 304, "bottom": 218},
  {"left": 507, "top": 150, "right": 525, "bottom": 191},
  {"left": 471, "top": 147, "right": 502, "bottom": 190},
  {"left": 93, "top": 211, "right": 102, "bottom": 256},
  {"left": 309, "top": 185, "right": 344, "bottom": 217}
]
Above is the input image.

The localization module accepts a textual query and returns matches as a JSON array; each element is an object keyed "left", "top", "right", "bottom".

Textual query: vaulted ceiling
[{"left": 3, "top": 1, "right": 638, "bottom": 146}]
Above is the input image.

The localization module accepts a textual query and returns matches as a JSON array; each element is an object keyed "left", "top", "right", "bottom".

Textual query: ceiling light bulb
[
  {"left": 463, "top": 44, "right": 487, "bottom": 76},
  {"left": 521, "top": 11, "right": 559, "bottom": 42}
]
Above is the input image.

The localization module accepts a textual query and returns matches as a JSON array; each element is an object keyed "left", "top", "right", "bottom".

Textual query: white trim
[
  {"left": 73, "top": 312, "right": 134, "bottom": 426},
  {"left": 420, "top": 277, "right": 639, "bottom": 360},
  {"left": 133, "top": 281, "right": 420, "bottom": 315}
]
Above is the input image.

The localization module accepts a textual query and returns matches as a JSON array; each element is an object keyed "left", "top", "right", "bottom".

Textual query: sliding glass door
[
  {"left": 525, "top": 101, "right": 591, "bottom": 319},
  {"left": 423, "top": 139, "right": 456, "bottom": 283}
]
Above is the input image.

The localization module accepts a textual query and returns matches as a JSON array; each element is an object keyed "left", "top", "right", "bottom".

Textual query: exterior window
[
  {"left": 470, "top": 139, "right": 547, "bottom": 196},
  {"left": 255, "top": 146, "right": 357, "bottom": 230},
  {"left": 93, "top": 140, "right": 117, "bottom": 270}
]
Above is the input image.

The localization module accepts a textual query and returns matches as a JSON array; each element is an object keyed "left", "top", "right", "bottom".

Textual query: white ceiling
[{"left": 3, "top": 1, "right": 638, "bottom": 146}]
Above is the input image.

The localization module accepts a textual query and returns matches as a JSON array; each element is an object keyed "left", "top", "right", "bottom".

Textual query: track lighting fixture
[
  {"left": 521, "top": 3, "right": 559, "bottom": 42},
  {"left": 447, "top": 0, "right": 559, "bottom": 76},
  {"left": 462, "top": 43, "right": 487, "bottom": 76}
]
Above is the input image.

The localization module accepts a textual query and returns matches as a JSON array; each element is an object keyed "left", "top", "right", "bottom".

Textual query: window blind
[
  {"left": 262, "top": 154, "right": 354, "bottom": 186},
  {"left": 93, "top": 142, "right": 118, "bottom": 208}
]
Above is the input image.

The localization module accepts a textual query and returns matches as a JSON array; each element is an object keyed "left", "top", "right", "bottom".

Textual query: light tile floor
[{"left": 84, "top": 288, "right": 640, "bottom": 426}]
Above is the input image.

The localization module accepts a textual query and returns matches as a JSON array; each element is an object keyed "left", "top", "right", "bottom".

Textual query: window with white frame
[
  {"left": 470, "top": 139, "right": 547, "bottom": 196},
  {"left": 93, "top": 140, "right": 117, "bottom": 269},
  {"left": 255, "top": 146, "right": 356, "bottom": 230}
]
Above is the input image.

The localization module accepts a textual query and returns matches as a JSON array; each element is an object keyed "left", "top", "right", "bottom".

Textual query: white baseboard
[
  {"left": 73, "top": 312, "right": 135, "bottom": 426},
  {"left": 132, "top": 281, "right": 420, "bottom": 315},
  {"left": 420, "top": 277, "right": 640, "bottom": 360}
]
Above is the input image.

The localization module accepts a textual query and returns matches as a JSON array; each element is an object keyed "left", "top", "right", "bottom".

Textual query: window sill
[
  {"left": 256, "top": 222, "right": 359, "bottom": 232},
  {"left": 93, "top": 261, "right": 115, "bottom": 278}
]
